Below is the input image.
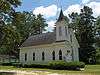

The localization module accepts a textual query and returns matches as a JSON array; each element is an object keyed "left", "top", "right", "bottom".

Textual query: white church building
[{"left": 20, "top": 10, "right": 79, "bottom": 64}]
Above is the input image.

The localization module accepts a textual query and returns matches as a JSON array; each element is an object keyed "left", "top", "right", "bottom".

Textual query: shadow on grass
[{"left": 0, "top": 72, "right": 16, "bottom": 75}]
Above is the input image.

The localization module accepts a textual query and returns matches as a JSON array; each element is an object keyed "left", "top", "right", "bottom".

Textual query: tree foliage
[
  {"left": 0, "top": 0, "right": 47, "bottom": 57},
  {"left": 96, "top": 48, "right": 100, "bottom": 64},
  {"left": 0, "top": 0, "right": 21, "bottom": 46},
  {"left": 95, "top": 16, "right": 100, "bottom": 64},
  {"left": 12, "top": 12, "right": 47, "bottom": 48},
  {"left": 95, "top": 16, "right": 100, "bottom": 47},
  {"left": 0, "top": 0, "right": 21, "bottom": 13},
  {"left": 0, "top": 25, "right": 20, "bottom": 55},
  {"left": 69, "top": 6, "right": 96, "bottom": 64},
  {"left": 0, "top": 11, "right": 47, "bottom": 58}
]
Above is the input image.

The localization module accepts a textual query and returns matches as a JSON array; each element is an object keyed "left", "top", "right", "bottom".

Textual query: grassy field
[{"left": 0, "top": 65, "right": 100, "bottom": 75}]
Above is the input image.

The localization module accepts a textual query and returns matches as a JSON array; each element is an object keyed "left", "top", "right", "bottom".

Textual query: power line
[{"left": 56, "top": 0, "right": 63, "bottom": 9}]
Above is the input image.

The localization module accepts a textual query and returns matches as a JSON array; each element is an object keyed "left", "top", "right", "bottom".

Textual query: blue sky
[
  {"left": 16, "top": 0, "right": 81, "bottom": 12},
  {"left": 16, "top": 0, "right": 100, "bottom": 32}
]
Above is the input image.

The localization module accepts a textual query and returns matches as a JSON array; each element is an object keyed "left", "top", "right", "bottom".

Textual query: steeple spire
[{"left": 57, "top": 9, "right": 65, "bottom": 22}]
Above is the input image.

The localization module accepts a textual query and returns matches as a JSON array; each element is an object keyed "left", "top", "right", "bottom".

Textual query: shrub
[
  {"left": 96, "top": 48, "right": 100, "bottom": 64},
  {"left": 1, "top": 62, "right": 13, "bottom": 66},
  {"left": 22, "top": 64, "right": 48, "bottom": 68},
  {"left": 48, "top": 61, "right": 66, "bottom": 69},
  {"left": 12, "top": 63, "right": 22, "bottom": 68},
  {"left": 48, "top": 61, "right": 85, "bottom": 70},
  {"left": 13, "top": 61, "right": 85, "bottom": 70}
]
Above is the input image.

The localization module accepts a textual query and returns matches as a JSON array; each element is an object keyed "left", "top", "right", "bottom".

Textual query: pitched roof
[{"left": 21, "top": 32, "right": 56, "bottom": 47}]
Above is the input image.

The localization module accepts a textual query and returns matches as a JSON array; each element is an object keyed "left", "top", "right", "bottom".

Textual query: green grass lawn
[{"left": 0, "top": 65, "right": 100, "bottom": 75}]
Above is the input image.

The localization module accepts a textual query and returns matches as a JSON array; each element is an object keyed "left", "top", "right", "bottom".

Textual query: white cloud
[
  {"left": 33, "top": 4, "right": 58, "bottom": 32},
  {"left": 33, "top": 1, "right": 100, "bottom": 32},
  {"left": 33, "top": 4, "right": 58, "bottom": 18},
  {"left": 45, "top": 20, "right": 56, "bottom": 32},
  {"left": 64, "top": 1, "right": 100, "bottom": 18},
  {"left": 64, "top": 4, "right": 81, "bottom": 17},
  {"left": 87, "top": 2, "right": 100, "bottom": 17},
  {"left": 47, "top": 20, "right": 56, "bottom": 28}
]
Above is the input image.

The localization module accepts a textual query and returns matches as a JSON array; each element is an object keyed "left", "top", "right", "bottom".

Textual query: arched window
[
  {"left": 25, "top": 53, "right": 27, "bottom": 61},
  {"left": 52, "top": 51, "right": 55, "bottom": 60},
  {"left": 59, "top": 26, "right": 62, "bottom": 36},
  {"left": 70, "top": 35, "right": 72, "bottom": 42},
  {"left": 59, "top": 50, "right": 62, "bottom": 60},
  {"left": 65, "top": 26, "right": 67, "bottom": 36},
  {"left": 33, "top": 52, "right": 35, "bottom": 61},
  {"left": 42, "top": 52, "right": 45, "bottom": 61}
]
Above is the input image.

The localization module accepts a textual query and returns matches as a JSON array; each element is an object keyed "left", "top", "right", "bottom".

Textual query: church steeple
[
  {"left": 57, "top": 9, "right": 65, "bottom": 22},
  {"left": 55, "top": 9, "right": 69, "bottom": 41}
]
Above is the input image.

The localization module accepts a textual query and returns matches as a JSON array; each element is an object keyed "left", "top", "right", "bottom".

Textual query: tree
[
  {"left": 95, "top": 16, "right": 100, "bottom": 64},
  {"left": 0, "top": 11, "right": 47, "bottom": 58},
  {"left": 96, "top": 48, "right": 100, "bottom": 64},
  {"left": 12, "top": 12, "right": 47, "bottom": 46},
  {"left": 95, "top": 16, "right": 100, "bottom": 47},
  {"left": 69, "top": 6, "right": 96, "bottom": 64},
  {"left": 0, "top": 0, "right": 21, "bottom": 46},
  {"left": 0, "top": 0, "right": 47, "bottom": 59},
  {"left": 33, "top": 14, "right": 48, "bottom": 34},
  {"left": 0, "top": 25, "right": 20, "bottom": 55},
  {"left": 0, "top": 0, "right": 21, "bottom": 13}
]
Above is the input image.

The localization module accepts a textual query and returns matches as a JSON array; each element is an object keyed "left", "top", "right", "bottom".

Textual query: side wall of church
[
  {"left": 20, "top": 42, "right": 73, "bottom": 64},
  {"left": 69, "top": 28, "right": 79, "bottom": 61}
]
